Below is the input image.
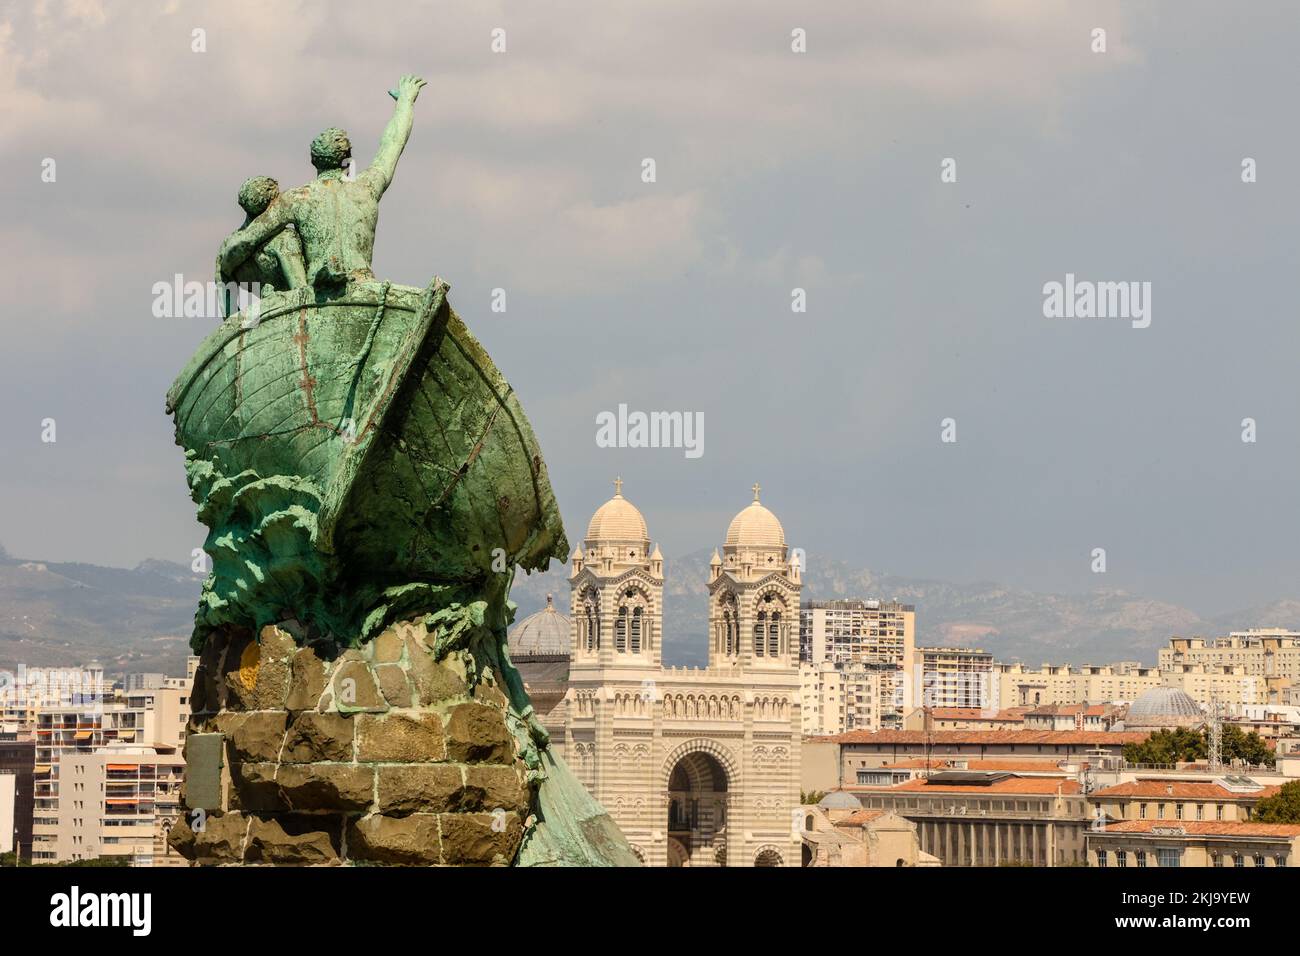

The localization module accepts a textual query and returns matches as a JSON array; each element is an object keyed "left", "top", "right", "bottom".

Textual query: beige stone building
[
  {"left": 1088, "top": 821, "right": 1300, "bottom": 867},
  {"left": 560, "top": 481, "right": 802, "bottom": 867},
  {"left": 994, "top": 662, "right": 1163, "bottom": 709},
  {"left": 902, "top": 706, "right": 1026, "bottom": 732},
  {"left": 800, "top": 791, "right": 939, "bottom": 867},
  {"left": 839, "top": 770, "right": 1091, "bottom": 866},
  {"left": 1160, "top": 630, "right": 1300, "bottom": 706},
  {"left": 803, "top": 729, "right": 1150, "bottom": 794}
]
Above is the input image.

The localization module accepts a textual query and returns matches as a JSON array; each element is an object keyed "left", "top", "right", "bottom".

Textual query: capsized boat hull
[{"left": 166, "top": 279, "right": 568, "bottom": 636}]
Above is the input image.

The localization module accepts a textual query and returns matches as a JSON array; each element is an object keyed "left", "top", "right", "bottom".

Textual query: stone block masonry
[{"left": 169, "top": 618, "right": 531, "bottom": 866}]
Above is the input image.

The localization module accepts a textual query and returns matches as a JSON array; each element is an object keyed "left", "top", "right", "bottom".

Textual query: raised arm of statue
[
  {"left": 367, "top": 74, "right": 427, "bottom": 197},
  {"left": 218, "top": 198, "right": 294, "bottom": 275}
]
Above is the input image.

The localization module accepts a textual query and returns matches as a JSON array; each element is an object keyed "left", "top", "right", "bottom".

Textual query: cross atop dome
[
  {"left": 614, "top": 476, "right": 623, "bottom": 497},
  {"left": 751, "top": 482, "right": 761, "bottom": 503}
]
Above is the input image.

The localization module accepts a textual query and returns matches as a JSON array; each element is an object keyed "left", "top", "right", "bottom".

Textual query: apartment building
[
  {"left": 994, "top": 662, "right": 1162, "bottom": 708},
  {"left": 32, "top": 684, "right": 188, "bottom": 863},
  {"left": 53, "top": 745, "right": 185, "bottom": 866},
  {"left": 914, "top": 646, "right": 995, "bottom": 710},
  {"left": 800, "top": 600, "right": 915, "bottom": 728},
  {"left": 1160, "top": 630, "right": 1300, "bottom": 705},
  {"left": 0, "top": 734, "right": 35, "bottom": 860},
  {"left": 800, "top": 659, "right": 881, "bottom": 735}
]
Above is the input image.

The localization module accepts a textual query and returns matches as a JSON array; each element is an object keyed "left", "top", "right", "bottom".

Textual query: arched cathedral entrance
[{"left": 665, "top": 750, "right": 730, "bottom": 866}]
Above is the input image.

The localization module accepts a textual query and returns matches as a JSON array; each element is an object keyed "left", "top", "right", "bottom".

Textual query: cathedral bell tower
[
  {"left": 569, "top": 478, "right": 664, "bottom": 669},
  {"left": 707, "top": 483, "right": 801, "bottom": 670}
]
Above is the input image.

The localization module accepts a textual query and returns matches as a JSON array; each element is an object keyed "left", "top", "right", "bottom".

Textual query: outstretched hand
[{"left": 397, "top": 74, "right": 427, "bottom": 103}]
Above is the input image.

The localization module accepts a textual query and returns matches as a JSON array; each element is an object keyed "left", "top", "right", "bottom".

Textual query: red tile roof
[
  {"left": 816, "top": 730, "right": 1149, "bottom": 746},
  {"left": 1102, "top": 820, "right": 1300, "bottom": 838},
  {"left": 1092, "top": 781, "right": 1281, "bottom": 800},
  {"left": 848, "top": 777, "right": 1081, "bottom": 795},
  {"left": 882, "top": 758, "right": 1075, "bottom": 774},
  {"left": 838, "top": 809, "right": 886, "bottom": 826},
  {"left": 921, "top": 708, "right": 1026, "bottom": 722}
]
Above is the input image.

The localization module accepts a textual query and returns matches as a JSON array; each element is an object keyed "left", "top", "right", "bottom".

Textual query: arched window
[
  {"left": 768, "top": 610, "right": 781, "bottom": 658},
  {"left": 754, "top": 611, "right": 766, "bottom": 657},
  {"left": 616, "top": 606, "right": 628, "bottom": 652},
  {"left": 581, "top": 590, "right": 600, "bottom": 651},
  {"left": 631, "top": 607, "right": 643, "bottom": 654}
]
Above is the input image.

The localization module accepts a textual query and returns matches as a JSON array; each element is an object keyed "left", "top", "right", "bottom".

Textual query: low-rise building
[
  {"left": 800, "top": 793, "right": 940, "bottom": 867},
  {"left": 838, "top": 770, "right": 1090, "bottom": 866},
  {"left": 902, "top": 706, "right": 1026, "bottom": 732},
  {"left": 1089, "top": 821, "right": 1300, "bottom": 867},
  {"left": 803, "top": 730, "right": 1149, "bottom": 793},
  {"left": 1089, "top": 778, "right": 1279, "bottom": 828},
  {"left": 1023, "top": 703, "right": 1122, "bottom": 732}
]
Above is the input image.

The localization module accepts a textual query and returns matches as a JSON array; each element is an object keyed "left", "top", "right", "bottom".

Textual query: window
[
  {"left": 1211, "top": 852, "right": 1222, "bottom": 867},
  {"left": 1233, "top": 854, "right": 1244, "bottom": 868},
  {"left": 1216, "top": 804, "right": 1224, "bottom": 821},
  {"left": 630, "top": 607, "right": 642, "bottom": 654},
  {"left": 754, "top": 613, "right": 766, "bottom": 657},
  {"left": 1276, "top": 855, "right": 1286, "bottom": 867},
  {"left": 1116, "top": 851, "right": 1127, "bottom": 868},
  {"left": 1157, "top": 803, "right": 1165, "bottom": 820},
  {"left": 1175, "top": 804, "right": 1183, "bottom": 820},
  {"left": 1254, "top": 854, "right": 1265, "bottom": 867},
  {"left": 1157, "top": 848, "right": 1181, "bottom": 868},
  {"left": 1196, "top": 804, "right": 1203, "bottom": 821},
  {"left": 1096, "top": 851, "right": 1108, "bottom": 868},
  {"left": 1138, "top": 803, "right": 1147, "bottom": 819},
  {"left": 1136, "top": 851, "right": 1147, "bottom": 868}
]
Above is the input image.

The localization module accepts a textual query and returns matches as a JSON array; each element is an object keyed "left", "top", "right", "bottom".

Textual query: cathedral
[{"left": 512, "top": 479, "right": 802, "bottom": 867}]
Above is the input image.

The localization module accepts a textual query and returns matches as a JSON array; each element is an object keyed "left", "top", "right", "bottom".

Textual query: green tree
[
  {"left": 1221, "top": 725, "right": 1275, "bottom": 768},
  {"left": 1254, "top": 781, "right": 1300, "bottom": 823},
  {"left": 1122, "top": 727, "right": 1206, "bottom": 765},
  {"left": 801, "top": 790, "right": 827, "bottom": 805}
]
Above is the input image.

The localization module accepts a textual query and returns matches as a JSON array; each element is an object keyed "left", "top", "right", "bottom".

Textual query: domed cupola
[
  {"left": 582, "top": 478, "right": 652, "bottom": 571},
  {"left": 508, "top": 594, "right": 571, "bottom": 657},
  {"left": 722, "top": 484, "right": 788, "bottom": 581}
]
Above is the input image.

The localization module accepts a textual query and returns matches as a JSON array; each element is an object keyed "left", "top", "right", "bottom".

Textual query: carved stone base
[{"left": 169, "top": 619, "right": 531, "bottom": 866}]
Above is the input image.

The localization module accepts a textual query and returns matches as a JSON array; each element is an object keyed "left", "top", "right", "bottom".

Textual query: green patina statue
[{"left": 167, "top": 75, "right": 636, "bottom": 866}]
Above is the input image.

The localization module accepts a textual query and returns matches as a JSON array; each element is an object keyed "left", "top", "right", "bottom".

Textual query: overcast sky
[{"left": 2, "top": 0, "right": 1299, "bottom": 618}]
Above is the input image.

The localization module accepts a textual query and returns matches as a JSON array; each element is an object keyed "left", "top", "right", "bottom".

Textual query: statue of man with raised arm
[{"left": 218, "top": 74, "right": 427, "bottom": 292}]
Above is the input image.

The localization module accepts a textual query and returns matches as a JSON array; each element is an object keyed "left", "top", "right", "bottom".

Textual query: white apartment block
[
  {"left": 55, "top": 745, "right": 184, "bottom": 866},
  {"left": 914, "top": 646, "right": 995, "bottom": 710},
  {"left": 801, "top": 600, "right": 915, "bottom": 729},
  {"left": 800, "top": 660, "right": 881, "bottom": 735},
  {"left": 32, "top": 684, "right": 189, "bottom": 863}
]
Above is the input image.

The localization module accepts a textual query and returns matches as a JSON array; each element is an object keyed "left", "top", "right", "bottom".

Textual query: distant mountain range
[
  {"left": 2, "top": 542, "right": 1297, "bottom": 677},
  {"left": 508, "top": 549, "right": 1300, "bottom": 668}
]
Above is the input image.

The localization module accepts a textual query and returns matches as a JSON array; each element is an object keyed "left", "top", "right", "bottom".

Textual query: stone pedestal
[{"left": 168, "top": 618, "right": 532, "bottom": 866}]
